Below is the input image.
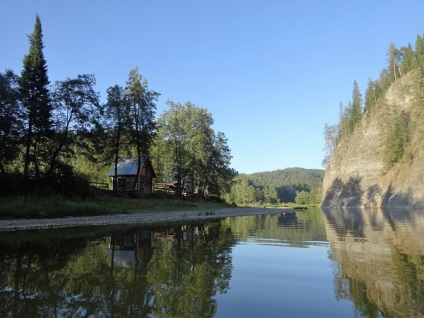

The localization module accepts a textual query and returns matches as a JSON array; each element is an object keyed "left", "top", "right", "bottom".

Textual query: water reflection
[
  {"left": 0, "top": 221, "right": 234, "bottom": 317},
  {"left": 0, "top": 209, "right": 423, "bottom": 317},
  {"left": 323, "top": 208, "right": 424, "bottom": 317}
]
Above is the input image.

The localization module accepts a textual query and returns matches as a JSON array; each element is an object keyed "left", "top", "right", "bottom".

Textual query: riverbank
[
  {"left": 0, "top": 207, "right": 292, "bottom": 232},
  {"left": 0, "top": 195, "right": 230, "bottom": 219}
]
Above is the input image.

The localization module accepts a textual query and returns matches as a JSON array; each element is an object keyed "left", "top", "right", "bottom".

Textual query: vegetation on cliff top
[{"left": 323, "top": 34, "right": 424, "bottom": 170}]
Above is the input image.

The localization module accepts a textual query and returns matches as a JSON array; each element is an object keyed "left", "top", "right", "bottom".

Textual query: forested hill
[
  {"left": 224, "top": 168, "right": 324, "bottom": 206},
  {"left": 249, "top": 168, "right": 324, "bottom": 190}
]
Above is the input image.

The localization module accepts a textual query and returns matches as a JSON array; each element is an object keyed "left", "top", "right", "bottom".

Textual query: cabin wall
[{"left": 111, "top": 165, "right": 154, "bottom": 192}]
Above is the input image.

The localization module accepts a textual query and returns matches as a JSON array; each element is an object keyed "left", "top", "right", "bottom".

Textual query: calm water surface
[{"left": 0, "top": 208, "right": 423, "bottom": 317}]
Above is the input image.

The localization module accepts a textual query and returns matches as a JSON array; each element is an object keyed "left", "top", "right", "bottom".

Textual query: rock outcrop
[{"left": 322, "top": 71, "right": 424, "bottom": 208}]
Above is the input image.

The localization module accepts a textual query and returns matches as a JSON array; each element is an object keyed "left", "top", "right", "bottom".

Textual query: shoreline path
[{"left": 0, "top": 207, "right": 293, "bottom": 232}]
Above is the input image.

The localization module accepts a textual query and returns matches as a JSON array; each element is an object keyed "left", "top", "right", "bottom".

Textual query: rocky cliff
[{"left": 322, "top": 70, "right": 424, "bottom": 208}]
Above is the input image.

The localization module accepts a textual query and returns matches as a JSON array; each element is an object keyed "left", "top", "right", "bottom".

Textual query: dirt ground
[{"left": 0, "top": 207, "right": 292, "bottom": 232}]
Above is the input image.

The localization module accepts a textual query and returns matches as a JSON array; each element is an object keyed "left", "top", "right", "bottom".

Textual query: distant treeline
[
  {"left": 323, "top": 34, "right": 424, "bottom": 169},
  {"left": 223, "top": 168, "right": 324, "bottom": 206}
]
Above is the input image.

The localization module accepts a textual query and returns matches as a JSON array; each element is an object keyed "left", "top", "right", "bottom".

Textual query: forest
[
  {"left": 223, "top": 168, "right": 324, "bottom": 206},
  {"left": 323, "top": 34, "right": 424, "bottom": 170},
  {"left": 0, "top": 15, "right": 235, "bottom": 199}
]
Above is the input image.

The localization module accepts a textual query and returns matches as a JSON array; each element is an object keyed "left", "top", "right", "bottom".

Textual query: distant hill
[{"left": 248, "top": 167, "right": 324, "bottom": 203}]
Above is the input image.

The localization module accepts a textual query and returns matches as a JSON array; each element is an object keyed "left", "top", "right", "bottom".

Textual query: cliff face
[{"left": 322, "top": 71, "right": 424, "bottom": 208}]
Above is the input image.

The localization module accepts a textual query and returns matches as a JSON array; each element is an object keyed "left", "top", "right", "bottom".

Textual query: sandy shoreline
[{"left": 0, "top": 207, "right": 293, "bottom": 232}]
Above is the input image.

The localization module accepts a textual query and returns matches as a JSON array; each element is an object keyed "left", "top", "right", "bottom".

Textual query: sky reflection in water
[{"left": 0, "top": 208, "right": 423, "bottom": 317}]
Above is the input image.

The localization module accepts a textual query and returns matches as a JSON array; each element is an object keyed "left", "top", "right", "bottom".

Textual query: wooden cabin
[{"left": 107, "top": 157, "right": 156, "bottom": 192}]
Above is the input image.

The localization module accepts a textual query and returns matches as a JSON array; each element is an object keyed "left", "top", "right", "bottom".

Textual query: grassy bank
[{"left": 0, "top": 195, "right": 230, "bottom": 219}]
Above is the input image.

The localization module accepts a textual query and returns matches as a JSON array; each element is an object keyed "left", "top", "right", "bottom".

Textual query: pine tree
[
  {"left": 19, "top": 15, "right": 52, "bottom": 178},
  {"left": 415, "top": 34, "right": 424, "bottom": 69},
  {"left": 400, "top": 44, "right": 417, "bottom": 75},
  {"left": 351, "top": 80, "right": 363, "bottom": 125},
  {"left": 386, "top": 42, "right": 401, "bottom": 82},
  {"left": 364, "top": 79, "right": 377, "bottom": 112},
  {"left": 414, "top": 34, "right": 424, "bottom": 109}
]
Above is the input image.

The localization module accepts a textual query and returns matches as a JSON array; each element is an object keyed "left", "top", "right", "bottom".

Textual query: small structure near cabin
[{"left": 107, "top": 157, "right": 156, "bottom": 192}]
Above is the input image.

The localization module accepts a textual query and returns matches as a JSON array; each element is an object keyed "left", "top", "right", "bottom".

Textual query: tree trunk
[
  {"left": 133, "top": 102, "right": 141, "bottom": 190},
  {"left": 23, "top": 120, "right": 32, "bottom": 179},
  {"left": 113, "top": 128, "right": 121, "bottom": 193}
]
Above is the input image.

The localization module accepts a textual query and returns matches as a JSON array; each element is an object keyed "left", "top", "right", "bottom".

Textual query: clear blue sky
[{"left": 1, "top": 1, "right": 423, "bottom": 174}]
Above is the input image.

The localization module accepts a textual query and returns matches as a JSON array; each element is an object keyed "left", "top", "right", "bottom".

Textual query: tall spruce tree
[
  {"left": 400, "top": 44, "right": 417, "bottom": 75},
  {"left": 415, "top": 34, "right": 424, "bottom": 69},
  {"left": 364, "top": 79, "right": 377, "bottom": 112},
  {"left": 19, "top": 14, "right": 52, "bottom": 178},
  {"left": 351, "top": 80, "right": 363, "bottom": 124}
]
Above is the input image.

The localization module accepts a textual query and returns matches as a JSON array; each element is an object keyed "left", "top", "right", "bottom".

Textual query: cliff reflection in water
[
  {"left": 323, "top": 208, "right": 424, "bottom": 317},
  {"left": 0, "top": 221, "right": 234, "bottom": 318}
]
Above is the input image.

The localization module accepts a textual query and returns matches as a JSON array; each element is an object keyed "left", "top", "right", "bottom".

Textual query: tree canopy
[
  {"left": 224, "top": 168, "right": 324, "bottom": 206},
  {"left": 151, "top": 101, "right": 234, "bottom": 197},
  {"left": 19, "top": 14, "right": 52, "bottom": 179}
]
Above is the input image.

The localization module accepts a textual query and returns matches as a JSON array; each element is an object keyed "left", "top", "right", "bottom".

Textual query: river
[{"left": 0, "top": 208, "right": 422, "bottom": 317}]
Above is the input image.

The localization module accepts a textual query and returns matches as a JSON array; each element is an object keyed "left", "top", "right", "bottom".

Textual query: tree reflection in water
[
  {"left": 0, "top": 221, "right": 234, "bottom": 317},
  {"left": 1, "top": 209, "right": 422, "bottom": 317}
]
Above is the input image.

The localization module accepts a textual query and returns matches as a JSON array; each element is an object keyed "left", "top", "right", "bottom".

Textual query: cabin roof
[{"left": 107, "top": 157, "right": 150, "bottom": 177}]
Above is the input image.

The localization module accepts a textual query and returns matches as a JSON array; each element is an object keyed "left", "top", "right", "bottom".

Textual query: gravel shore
[{"left": 0, "top": 207, "right": 292, "bottom": 232}]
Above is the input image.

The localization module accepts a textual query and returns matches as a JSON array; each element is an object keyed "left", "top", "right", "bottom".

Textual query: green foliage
[
  {"left": 0, "top": 70, "right": 22, "bottom": 174},
  {"left": 322, "top": 123, "right": 338, "bottom": 168},
  {"left": 70, "top": 148, "right": 110, "bottom": 184},
  {"left": 387, "top": 42, "right": 402, "bottom": 81},
  {"left": 0, "top": 221, "right": 234, "bottom": 317},
  {"left": 294, "top": 190, "right": 309, "bottom": 205},
  {"left": 49, "top": 74, "right": 101, "bottom": 176},
  {"left": 223, "top": 174, "right": 259, "bottom": 205},
  {"left": 19, "top": 15, "right": 52, "bottom": 178},
  {"left": 103, "top": 84, "right": 131, "bottom": 191},
  {"left": 364, "top": 78, "right": 381, "bottom": 112},
  {"left": 295, "top": 187, "right": 322, "bottom": 205},
  {"left": 324, "top": 33, "right": 424, "bottom": 174},
  {"left": 225, "top": 168, "right": 324, "bottom": 206},
  {"left": 337, "top": 81, "right": 364, "bottom": 141},
  {"left": 383, "top": 111, "right": 412, "bottom": 170},
  {"left": 0, "top": 194, "right": 229, "bottom": 219},
  {"left": 351, "top": 80, "right": 363, "bottom": 123},
  {"left": 152, "top": 100, "right": 234, "bottom": 197},
  {"left": 125, "top": 67, "right": 159, "bottom": 189},
  {"left": 400, "top": 44, "right": 417, "bottom": 75},
  {"left": 3, "top": 15, "right": 236, "bottom": 200}
]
